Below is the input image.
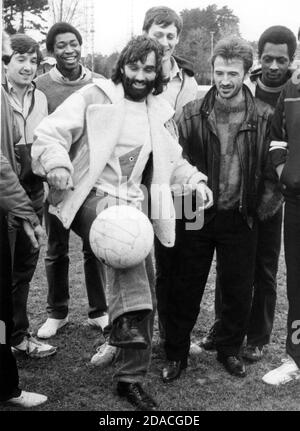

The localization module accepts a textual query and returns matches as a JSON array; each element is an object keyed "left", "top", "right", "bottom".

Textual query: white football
[{"left": 89, "top": 205, "right": 154, "bottom": 269}]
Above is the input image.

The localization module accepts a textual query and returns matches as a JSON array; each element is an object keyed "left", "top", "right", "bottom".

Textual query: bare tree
[{"left": 49, "top": 0, "right": 82, "bottom": 25}]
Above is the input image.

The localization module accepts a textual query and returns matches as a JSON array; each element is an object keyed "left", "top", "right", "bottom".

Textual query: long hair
[{"left": 111, "top": 35, "right": 165, "bottom": 96}]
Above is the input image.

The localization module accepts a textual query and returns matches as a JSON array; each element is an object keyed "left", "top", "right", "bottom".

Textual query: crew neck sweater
[{"left": 35, "top": 66, "right": 103, "bottom": 113}]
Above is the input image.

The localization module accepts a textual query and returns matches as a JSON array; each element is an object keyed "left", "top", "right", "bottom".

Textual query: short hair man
[
  {"left": 142, "top": 6, "right": 200, "bottom": 352},
  {"left": 161, "top": 37, "right": 274, "bottom": 382},
  {"left": 31, "top": 35, "right": 212, "bottom": 410},
  {"left": 143, "top": 6, "right": 199, "bottom": 122},
  {"left": 0, "top": 31, "right": 46, "bottom": 408},
  {"left": 3, "top": 33, "right": 56, "bottom": 359},
  {"left": 263, "top": 30, "right": 300, "bottom": 385},
  {"left": 201, "top": 26, "right": 297, "bottom": 363},
  {"left": 35, "top": 22, "right": 108, "bottom": 341}
]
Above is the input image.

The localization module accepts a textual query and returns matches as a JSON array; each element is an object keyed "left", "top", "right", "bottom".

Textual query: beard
[{"left": 122, "top": 75, "right": 156, "bottom": 101}]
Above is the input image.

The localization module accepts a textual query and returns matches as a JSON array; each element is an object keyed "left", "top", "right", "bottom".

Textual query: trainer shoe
[
  {"left": 37, "top": 316, "right": 69, "bottom": 339},
  {"left": 87, "top": 314, "right": 109, "bottom": 330},
  {"left": 189, "top": 342, "right": 202, "bottom": 357},
  {"left": 90, "top": 341, "right": 117, "bottom": 367},
  {"left": 262, "top": 357, "right": 300, "bottom": 385},
  {"left": 242, "top": 345, "right": 264, "bottom": 363},
  {"left": 6, "top": 391, "right": 47, "bottom": 408},
  {"left": 12, "top": 335, "right": 57, "bottom": 358}
]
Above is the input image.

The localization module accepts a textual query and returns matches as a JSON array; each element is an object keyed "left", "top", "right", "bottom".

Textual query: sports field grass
[{"left": 1, "top": 231, "right": 300, "bottom": 411}]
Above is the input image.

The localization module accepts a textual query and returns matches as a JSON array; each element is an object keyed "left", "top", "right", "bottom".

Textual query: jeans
[
  {"left": 10, "top": 191, "right": 43, "bottom": 346},
  {"left": 164, "top": 209, "right": 257, "bottom": 361},
  {"left": 71, "top": 190, "right": 154, "bottom": 321},
  {"left": 0, "top": 211, "right": 21, "bottom": 401},
  {"left": 284, "top": 198, "right": 300, "bottom": 368},
  {"left": 114, "top": 252, "right": 156, "bottom": 383},
  {"left": 44, "top": 202, "right": 107, "bottom": 319}
]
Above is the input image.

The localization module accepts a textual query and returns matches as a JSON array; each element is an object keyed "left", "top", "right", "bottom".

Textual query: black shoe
[
  {"left": 217, "top": 354, "right": 246, "bottom": 378},
  {"left": 109, "top": 313, "right": 148, "bottom": 349},
  {"left": 117, "top": 382, "right": 157, "bottom": 411},
  {"left": 162, "top": 360, "right": 187, "bottom": 383},
  {"left": 200, "top": 334, "right": 216, "bottom": 351},
  {"left": 242, "top": 345, "right": 264, "bottom": 363}
]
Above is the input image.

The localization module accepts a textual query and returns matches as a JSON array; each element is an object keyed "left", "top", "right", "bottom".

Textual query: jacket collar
[
  {"left": 201, "top": 84, "right": 258, "bottom": 132},
  {"left": 93, "top": 79, "right": 175, "bottom": 125}
]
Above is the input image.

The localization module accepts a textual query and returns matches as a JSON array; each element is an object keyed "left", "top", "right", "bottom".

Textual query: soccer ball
[{"left": 89, "top": 205, "right": 154, "bottom": 269}]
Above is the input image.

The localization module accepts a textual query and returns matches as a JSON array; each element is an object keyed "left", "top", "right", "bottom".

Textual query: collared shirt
[
  {"left": 161, "top": 57, "right": 183, "bottom": 109},
  {"left": 6, "top": 78, "right": 34, "bottom": 118},
  {"left": 51, "top": 64, "right": 87, "bottom": 82}
]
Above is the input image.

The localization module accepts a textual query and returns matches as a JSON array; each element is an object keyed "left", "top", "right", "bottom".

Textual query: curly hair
[
  {"left": 46, "top": 22, "right": 82, "bottom": 53},
  {"left": 9, "top": 33, "right": 43, "bottom": 65},
  {"left": 111, "top": 35, "right": 165, "bottom": 96},
  {"left": 142, "top": 6, "right": 183, "bottom": 36},
  {"left": 258, "top": 26, "right": 297, "bottom": 60},
  {"left": 211, "top": 36, "right": 253, "bottom": 74}
]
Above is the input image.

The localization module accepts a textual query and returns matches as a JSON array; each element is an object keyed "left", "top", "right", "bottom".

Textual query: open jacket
[
  {"left": 270, "top": 69, "right": 300, "bottom": 197},
  {"left": 32, "top": 79, "right": 207, "bottom": 247},
  {"left": 0, "top": 88, "right": 39, "bottom": 227},
  {"left": 172, "top": 55, "right": 199, "bottom": 123},
  {"left": 177, "top": 84, "right": 275, "bottom": 226}
]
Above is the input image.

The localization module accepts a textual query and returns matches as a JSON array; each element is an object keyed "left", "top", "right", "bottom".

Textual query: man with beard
[
  {"left": 201, "top": 26, "right": 297, "bottom": 363},
  {"left": 31, "top": 35, "right": 213, "bottom": 410},
  {"left": 35, "top": 23, "right": 108, "bottom": 340},
  {"left": 161, "top": 37, "right": 274, "bottom": 382}
]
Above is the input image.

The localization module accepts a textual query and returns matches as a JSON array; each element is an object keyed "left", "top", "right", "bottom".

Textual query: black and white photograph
[{"left": 1, "top": 0, "right": 300, "bottom": 415}]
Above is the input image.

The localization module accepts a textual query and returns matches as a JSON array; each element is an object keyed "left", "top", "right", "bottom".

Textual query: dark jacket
[
  {"left": 0, "top": 88, "right": 40, "bottom": 227},
  {"left": 177, "top": 84, "right": 273, "bottom": 227},
  {"left": 270, "top": 69, "right": 300, "bottom": 197}
]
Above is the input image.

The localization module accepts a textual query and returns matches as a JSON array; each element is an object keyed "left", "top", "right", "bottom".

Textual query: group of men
[{"left": 1, "top": 5, "right": 300, "bottom": 411}]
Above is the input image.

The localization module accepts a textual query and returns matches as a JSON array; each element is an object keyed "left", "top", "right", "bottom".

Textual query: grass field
[{"left": 1, "top": 230, "right": 300, "bottom": 412}]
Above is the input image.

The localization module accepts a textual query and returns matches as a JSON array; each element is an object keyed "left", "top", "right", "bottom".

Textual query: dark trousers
[
  {"left": 164, "top": 210, "right": 257, "bottom": 362},
  {"left": 10, "top": 198, "right": 43, "bottom": 346},
  {"left": 213, "top": 209, "right": 282, "bottom": 346},
  {"left": 0, "top": 211, "right": 21, "bottom": 401},
  {"left": 70, "top": 190, "right": 155, "bottom": 382},
  {"left": 44, "top": 203, "right": 107, "bottom": 319},
  {"left": 284, "top": 198, "right": 300, "bottom": 368}
]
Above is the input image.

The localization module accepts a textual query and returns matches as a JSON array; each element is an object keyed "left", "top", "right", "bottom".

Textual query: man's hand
[
  {"left": 23, "top": 221, "right": 45, "bottom": 249},
  {"left": 47, "top": 167, "right": 73, "bottom": 191},
  {"left": 195, "top": 182, "right": 214, "bottom": 210}
]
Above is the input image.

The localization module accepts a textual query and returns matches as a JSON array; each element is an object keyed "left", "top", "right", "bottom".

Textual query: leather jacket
[{"left": 177, "top": 84, "right": 273, "bottom": 227}]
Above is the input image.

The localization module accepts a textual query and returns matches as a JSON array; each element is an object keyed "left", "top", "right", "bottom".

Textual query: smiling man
[
  {"left": 161, "top": 37, "right": 275, "bottom": 382},
  {"left": 35, "top": 23, "right": 108, "bottom": 342},
  {"left": 201, "top": 26, "right": 297, "bottom": 363},
  {"left": 31, "top": 35, "right": 212, "bottom": 410},
  {"left": 2, "top": 34, "right": 57, "bottom": 359}
]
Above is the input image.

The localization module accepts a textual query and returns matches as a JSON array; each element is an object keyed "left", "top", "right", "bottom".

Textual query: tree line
[{"left": 4, "top": 1, "right": 248, "bottom": 84}]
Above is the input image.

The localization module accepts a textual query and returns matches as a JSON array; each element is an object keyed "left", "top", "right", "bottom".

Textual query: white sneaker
[
  {"left": 189, "top": 342, "right": 203, "bottom": 357},
  {"left": 6, "top": 391, "right": 47, "bottom": 408},
  {"left": 37, "top": 317, "right": 69, "bottom": 339},
  {"left": 87, "top": 314, "right": 109, "bottom": 330},
  {"left": 90, "top": 342, "right": 117, "bottom": 367},
  {"left": 262, "top": 357, "right": 300, "bottom": 385},
  {"left": 12, "top": 335, "right": 57, "bottom": 359}
]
